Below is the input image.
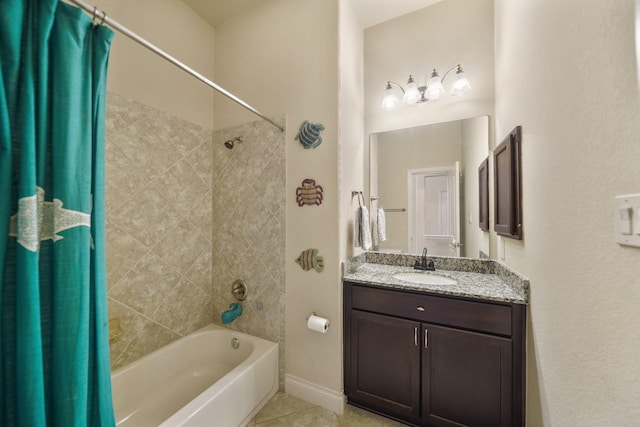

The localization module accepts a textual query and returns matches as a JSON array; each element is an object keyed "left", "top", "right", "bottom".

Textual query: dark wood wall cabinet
[
  {"left": 494, "top": 126, "right": 522, "bottom": 240},
  {"left": 478, "top": 157, "right": 489, "bottom": 232},
  {"left": 343, "top": 281, "right": 526, "bottom": 427}
]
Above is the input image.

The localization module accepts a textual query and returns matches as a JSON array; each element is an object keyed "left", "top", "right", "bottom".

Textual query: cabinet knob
[{"left": 417, "top": 306, "right": 425, "bottom": 312}]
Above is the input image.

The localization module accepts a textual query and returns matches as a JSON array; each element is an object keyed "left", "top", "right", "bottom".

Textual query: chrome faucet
[{"left": 414, "top": 247, "right": 435, "bottom": 271}]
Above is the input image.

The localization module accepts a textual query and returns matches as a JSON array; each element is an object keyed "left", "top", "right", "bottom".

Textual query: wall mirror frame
[
  {"left": 369, "top": 116, "right": 490, "bottom": 258},
  {"left": 478, "top": 157, "right": 489, "bottom": 232},
  {"left": 494, "top": 125, "right": 523, "bottom": 240}
]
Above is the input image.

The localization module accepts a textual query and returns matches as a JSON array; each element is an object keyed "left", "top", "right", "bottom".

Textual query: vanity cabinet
[{"left": 343, "top": 281, "right": 525, "bottom": 427}]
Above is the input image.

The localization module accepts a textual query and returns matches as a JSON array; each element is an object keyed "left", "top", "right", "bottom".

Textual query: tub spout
[{"left": 221, "top": 303, "right": 242, "bottom": 325}]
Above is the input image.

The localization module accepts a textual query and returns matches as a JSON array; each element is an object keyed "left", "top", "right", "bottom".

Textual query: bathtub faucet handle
[{"left": 231, "top": 279, "right": 248, "bottom": 301}]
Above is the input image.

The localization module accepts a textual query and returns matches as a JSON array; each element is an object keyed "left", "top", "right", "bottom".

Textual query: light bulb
[
  {"left": 425, "top": 69, "right": 444, "bottom": 101},
  {"left": 450, "top": 67, "right": 471, "bottom": 96},
  {"left": 402, "top": 75, "right": 421, "bottom": 105},
  {"left": 381, "top": 82, "right": 399, "bottom": 110}
]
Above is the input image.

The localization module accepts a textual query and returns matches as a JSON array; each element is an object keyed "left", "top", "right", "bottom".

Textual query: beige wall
[
  {"left": 213, "top": 0, "right": 342, "bottom": 395},
  {"left": 495, "top": 0, "right": 640, "bottom": 424},
  {"left": 91, "top": 0, "right": 215, "bottom": 129},
  {"left": 364, "top": 0, "right": 495, "bottom": 136}
]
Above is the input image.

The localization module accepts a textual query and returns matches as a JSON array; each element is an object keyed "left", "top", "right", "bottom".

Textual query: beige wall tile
[
  {"left": 108, "top": 251, "right": 182, "bottom": 317},
  {"left": 112, "top": 321, "right": 180, "bottom": 369},
  {"left": 106, "top": 94, "right": 213, "bottom": 369},
  {"left": 110, "top": 186, "right": 182, "bottom": 248},
  {"left": 105, "top": 142, "right": 151, "bottom": 211},
  {"left": 152, "top": 220, "right": 210, "bottom": 275},
  {"left": 151, "top": 278, "right": 211, "bottom": 336},
  {"left": 105, "top": 219, "right": 147, "bottom": 290}
]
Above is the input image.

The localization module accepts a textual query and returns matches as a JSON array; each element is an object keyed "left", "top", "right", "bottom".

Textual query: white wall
[
  {"left": 339, "top": 0, "right": 366, "bottom": 262},
  {"left": 91, "top": 0, "right": 215, "bottom": 129},
  {"left": 495, "top": 0, "right": 640, "bottom": 425},
  {"left": 461, "top": 116, "right": 490, "bottom": 258},
  {"left": 213, "top": 0, "right": 343, "bottom": 401}
]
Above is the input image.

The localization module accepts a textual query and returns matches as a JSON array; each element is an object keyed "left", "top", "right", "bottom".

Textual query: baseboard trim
[{"left": 284, "top": 374, "right": 346, "bottom": 415}]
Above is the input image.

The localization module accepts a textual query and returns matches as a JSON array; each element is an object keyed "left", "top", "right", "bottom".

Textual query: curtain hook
[{"left": 92, "top": 7, "right": 106, "bottom": 27}]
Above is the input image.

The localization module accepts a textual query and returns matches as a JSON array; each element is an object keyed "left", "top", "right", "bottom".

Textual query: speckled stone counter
[{"left": 343, "top": 252, "right": 529, "bottom": 305}]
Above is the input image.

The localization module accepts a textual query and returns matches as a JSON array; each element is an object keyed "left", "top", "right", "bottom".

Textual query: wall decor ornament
[
  {"left": 295, "top": 120, "right": 325, "bottom": 149},
  {"left": 296, "top": 178, "right": 324, "bottom": 206},
  {"left": 295, "top": 248, "right": 324, "bottom": 273}
]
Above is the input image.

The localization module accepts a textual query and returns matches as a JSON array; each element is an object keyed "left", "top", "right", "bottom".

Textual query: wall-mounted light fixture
[{"left": 381, "top": 64, "right": 471, "bottom": 110}]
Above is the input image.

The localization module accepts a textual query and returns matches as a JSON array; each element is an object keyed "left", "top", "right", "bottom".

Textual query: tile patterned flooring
[{"left": 248, "top": 392, "right": 406, "bottom": 426}]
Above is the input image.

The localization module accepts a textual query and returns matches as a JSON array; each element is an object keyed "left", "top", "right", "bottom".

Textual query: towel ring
[{"left": 351, "top": 191, "right": 365, "bottom": 207}]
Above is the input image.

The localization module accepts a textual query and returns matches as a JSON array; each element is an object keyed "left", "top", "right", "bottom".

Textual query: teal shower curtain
[{"left": 0, "top": 0, "right": 115, "bottom": 425}]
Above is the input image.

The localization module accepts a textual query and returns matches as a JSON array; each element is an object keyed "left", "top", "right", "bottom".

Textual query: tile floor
[{"left": 248, "top": 392, "right": 406, "bottom": 426}]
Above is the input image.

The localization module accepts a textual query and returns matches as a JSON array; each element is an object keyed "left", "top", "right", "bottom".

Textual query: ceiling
[{"left": 182, "top": 0, "right": 444, "bottom": 29}]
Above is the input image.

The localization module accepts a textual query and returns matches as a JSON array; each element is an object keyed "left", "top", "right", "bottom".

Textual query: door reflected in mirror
[{"left": 369, "top": 116, "right": 490, "bottom": 258}]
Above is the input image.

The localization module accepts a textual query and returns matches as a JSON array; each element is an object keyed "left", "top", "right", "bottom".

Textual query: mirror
[{"left": 369, "top": 116, "right": 490, "bottom": 258}]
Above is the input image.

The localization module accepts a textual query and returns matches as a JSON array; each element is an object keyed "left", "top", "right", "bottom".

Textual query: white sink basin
[{"left": 392, "top": 272, "right": 458, "bottom": 286}]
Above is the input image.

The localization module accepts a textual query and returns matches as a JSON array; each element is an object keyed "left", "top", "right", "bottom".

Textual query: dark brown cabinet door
[
  {"left": 421, "top": 324, "right": 512, "bottom": 427},
  {"left": 349, "top": 310, "right": 421, "bottom": 422},
  {"left": 478, "top": 157, "right": 489, "bottom": 232},
  {"left": 493, "top": 126, "right": 522, "bottom": 240}
]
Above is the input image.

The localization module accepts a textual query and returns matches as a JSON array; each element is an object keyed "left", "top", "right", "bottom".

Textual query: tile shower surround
[
  {"left": 211, "top": 119, "right": 286, "bottom": 388},
  {"left": 105, "top": 93, "right": 213, "bottom": 369},
  {"left": 105, "top": 92, "right": 286, "bottom": 385}
]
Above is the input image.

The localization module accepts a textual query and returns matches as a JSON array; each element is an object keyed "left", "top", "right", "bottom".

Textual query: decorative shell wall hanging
[
  {"left": 296, "top": 178, "right": 324, "bottom": 206},
  {"left": 295, "top": 248, "right": 324, "bottom": 273},
  {"left": 295, "top": 120, "right": 325, "bottom": 149}
]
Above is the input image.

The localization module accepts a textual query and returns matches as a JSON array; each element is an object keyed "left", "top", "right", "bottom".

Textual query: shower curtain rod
[{"left": 67, "top": 0, "right": 285, "bottom": 132}]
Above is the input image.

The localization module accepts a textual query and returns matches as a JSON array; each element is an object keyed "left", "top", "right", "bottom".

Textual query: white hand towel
[
  {"left": 360, "top": 206, "right": 372, "bottom": 250},
  {"left": 354, "top": 206, "right": 363, "bottom": 248},
  {"left": 373, "top": 207, "right": 386, "bottom": 246},
  {"left": 354, "top": 206, "right": 373, "bottom": 250}
]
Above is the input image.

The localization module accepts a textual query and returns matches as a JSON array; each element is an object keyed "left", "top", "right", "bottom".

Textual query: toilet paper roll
[{"left": 307, "top": 314, "right": 330, "bottom": 333}]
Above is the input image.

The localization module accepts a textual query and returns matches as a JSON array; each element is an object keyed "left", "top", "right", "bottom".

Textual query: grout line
[{"left": 255, "top": 405, "right": 327, "bottom": 425}]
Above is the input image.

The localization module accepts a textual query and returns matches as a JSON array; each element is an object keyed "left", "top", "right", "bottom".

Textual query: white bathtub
[{"left": 111, "top": 324, "right": 279, "bottom": 427}]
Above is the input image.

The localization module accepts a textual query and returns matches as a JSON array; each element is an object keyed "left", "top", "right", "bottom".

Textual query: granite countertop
[{"left": 343, "top": 253, "right": 529, "bottom": 305}]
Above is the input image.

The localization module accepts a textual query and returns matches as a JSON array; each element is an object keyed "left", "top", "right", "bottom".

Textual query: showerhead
[{"left": 224, "top": 137, "right": 242, "bottom": 149}]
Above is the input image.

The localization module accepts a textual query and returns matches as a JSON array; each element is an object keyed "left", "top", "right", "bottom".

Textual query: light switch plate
[{"left": 615, "top": 193, "right": 640, "bottom": 248}]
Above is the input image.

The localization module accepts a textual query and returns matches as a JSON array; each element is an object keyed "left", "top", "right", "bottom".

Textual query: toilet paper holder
[{"left": 306, "top": 312, "right": 330, "bottom": 334}]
